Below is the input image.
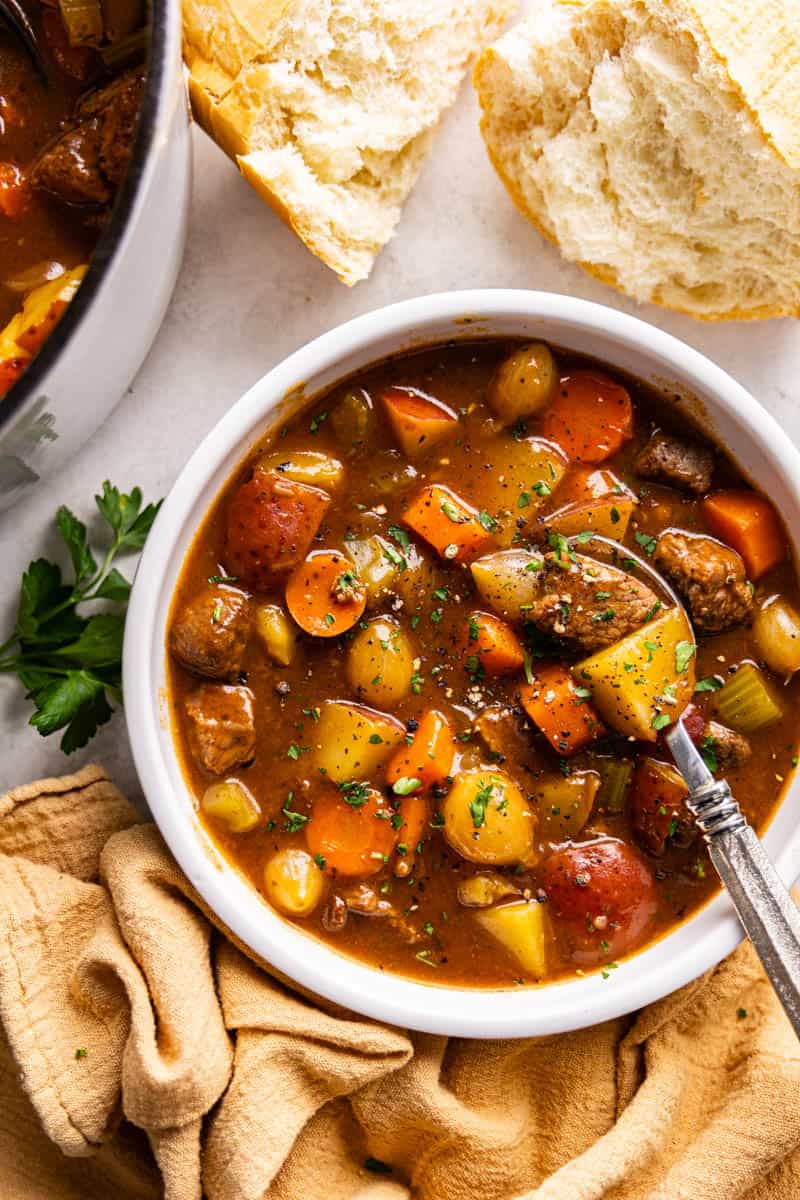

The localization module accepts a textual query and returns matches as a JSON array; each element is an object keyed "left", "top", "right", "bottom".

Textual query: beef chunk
[
  {"left": 474, "top": 704, "right": 532, "bottom": 766},
  {"left": 704, "top": 721, "right": 751, "bottom": 771},
  {"left": 184, "top": 683, "right": 256, "bottom": 775},
  {"left": 635, "top": 430, "right": 714, "bottom": 495},
  {"left": 169, "top": 585, "right": 251, "bottom": 680},
  {"left": 336, "top": 884, "right": 425, "bottom": 943},
  {"left": 31, "top": 67, "right": 145, "bottom": 207},
  {"left": 526, "top": 552, "right": 660, "bottom": 653},
  {"left": 653, "top": 530, "right": 753, "bottom": 633}
]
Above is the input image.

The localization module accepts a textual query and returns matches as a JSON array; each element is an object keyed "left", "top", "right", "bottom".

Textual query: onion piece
[{"left": 4, "top": 261, "right": 66, "bottom": 294}]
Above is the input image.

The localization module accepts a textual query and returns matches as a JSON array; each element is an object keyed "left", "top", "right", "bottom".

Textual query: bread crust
[
  {"left": 184, "top": 0, "right": 516, "bottom": 285},
  {"left": 474, "top": 4, "right": 800, "bottom": 321}
]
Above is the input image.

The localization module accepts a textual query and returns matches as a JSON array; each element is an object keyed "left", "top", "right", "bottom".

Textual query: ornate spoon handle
[{"left": 667, "top": 721, "right": 800, "bottom": 1039}]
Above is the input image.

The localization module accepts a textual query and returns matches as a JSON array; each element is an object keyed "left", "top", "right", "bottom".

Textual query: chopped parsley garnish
[
  {"left": 392, "top": 777, "right": 421, "bottom": 796},
  {"left": 309, "top": 411, "right": 328, "bottom": 434},
  {"left": 465, "top": 654, "right": 485, "bottom": 683},
  {"left": 313, "top": 853, "right": 326, "bottom": 870},
  {"left": 651, "top": 713, "right": 672, "bottom": 731},
  {"left": 440, "top": 499, "right": 464, "bottom": 523},
  {"left": 281, "top": 792, "right": 309, "bottom": 832},
  {"left": 634, "top": 531, "right": 657, "bottom": 556},
  {"left": 575, "top": 530, "right": 594, "bottom": 545},
  {"left": 468, "top": 617, "right": 480, "bottom": 643},
  {"left": 388, "top": 524, "right": 410, "bottom": 551},
  {"left": 382, "top": 544, "right": 407, "bottom": 570},
  {"left": 610, "top": 507, "right": 621, "bottom": 524},
  {"left": 339, "top": 780, "right": 371, "bottom": 808},
  {"left": 643, "top": 600, "right": 663, "bottom": 622},
  {"left": 323, "top": 612, "right": 335, "bottom": 626},
  {"left": 522, "top": 648, "right": 534, "bottom": 686},
  {"left": 207, "top": 574, "right": 238, "bottom": 584},
  {"left": 432, "top": 586, "right": 449, "bottom": 601},
  {"left": 675, "top": 640, "right": 696, "bottom": 674},
  {"left": 695, "top": 676, "right": 723, "bottom": 693},
  {"left": 469, "top": 779, "right": 494, "bottom": 829},
  {"left": 532, "top": 480, "right": 551, "bottom": 498},
  {"left": 410, "top": 671, "right": 424, "bottom": 694},
  {"left": 211, "top": 601, "right": 222, "bottom": 624},
  {"left": 518, "top": 492, "right": 531, "bottom": 509},
  {"left": 592, "top": 608, "right": 616, "bottom": 624},
  {"left": 701, "top": 735, "right": 718, "bottom": 773}
]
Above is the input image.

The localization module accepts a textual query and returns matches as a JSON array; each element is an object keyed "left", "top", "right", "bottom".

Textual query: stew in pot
[
  {"left": 167, "top": 339, "right": 800, "bottom": 987},
  {"left": 0, "top": 0, "right": 145, "bottom": 398}
]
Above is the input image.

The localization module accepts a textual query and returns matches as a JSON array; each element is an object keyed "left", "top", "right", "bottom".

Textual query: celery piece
[
  {"left": 596, "top": 759, "right": 633, "bottom": 812},
  {"left": 713, "top": 662, "right": 783, "bottom": 734}
]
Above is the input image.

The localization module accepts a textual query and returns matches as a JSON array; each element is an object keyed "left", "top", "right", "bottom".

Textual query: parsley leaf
[
  {"left": 675, "top": 640, "right": 696, "bottom": 674},
  {"left": 0, "top": 481, "right": 161, "bottom": 753}
]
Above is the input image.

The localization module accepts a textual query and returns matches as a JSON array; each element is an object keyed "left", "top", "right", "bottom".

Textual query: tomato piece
[
  {"left": 223, "top": 467, "right": 330, "bottom": 590},
  {"left": 540, "top": 371, "right": 633, "bottom": 463},
  {"left": 540, "top": 839, "right": 658, "bottom": 964},
  {"left": 305, "top": 786, "right": 397, "bottom": 877},
  {"left": 285, "top": 550, "right": 366, "bottom": 637}
]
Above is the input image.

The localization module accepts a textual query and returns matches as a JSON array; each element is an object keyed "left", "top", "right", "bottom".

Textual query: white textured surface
[{"left": 2, "top": 90, "right": 800, "bottom": 804}]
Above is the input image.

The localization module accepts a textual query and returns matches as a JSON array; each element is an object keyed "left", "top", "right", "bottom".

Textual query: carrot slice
[
  {"left": 460, "top": 611, "right": 524, "bottom": 677},
  {"left": 394, "top": 792, "right": 431, "bottom": 876},
  {"left": 380, "top": 386, "right": 458, "bottom": 458},
  {"left": 285, "top": 550, "right": 366, "bottom": 637},
  {"left": 305, "top": 785, "right": 396, "bottom": 876},
  {"left": 540, "top": 371, "right": 633, "bottom": 464},
  {"left": 385, "top": 710, "right": 455, "bottom": 791},
  {"left": 519, "top": 664, "right": 606, "bottom": 756},
  {"left": 402, "top": 484, "right": 493, "bottom": 563},
  {"left": 703, "top": 490, "right": 785, "bottom": 580}
]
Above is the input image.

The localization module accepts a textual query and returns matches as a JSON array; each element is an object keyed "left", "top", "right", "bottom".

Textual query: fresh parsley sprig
[{"left": 0, "top": 482, "right": 161, "bottom": 752}]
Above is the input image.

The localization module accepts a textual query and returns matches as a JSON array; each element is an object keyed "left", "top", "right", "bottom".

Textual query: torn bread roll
[
  {"left": 184, "top": 0, "right": 516, "bottom": 285},
  {"left": 474, "top": 0, "right": 800, "bottom": 320}
]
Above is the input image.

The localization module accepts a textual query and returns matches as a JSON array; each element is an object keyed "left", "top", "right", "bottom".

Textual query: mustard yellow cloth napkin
[{"left": 1, "top": 764, "right": 799, "bottom": 1200}]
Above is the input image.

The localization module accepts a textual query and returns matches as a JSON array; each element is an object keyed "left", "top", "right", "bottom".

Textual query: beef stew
[{"left": 166, "top": 339, "right": 800, "bottom": 987}]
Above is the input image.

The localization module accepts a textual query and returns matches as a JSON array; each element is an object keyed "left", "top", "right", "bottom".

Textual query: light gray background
[{"left": 2, "top": 92, "right": 799, "bottom": 802}]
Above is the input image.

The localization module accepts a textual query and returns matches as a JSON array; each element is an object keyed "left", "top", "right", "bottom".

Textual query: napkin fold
[{"left": 1, "top": 764, "right": 799, "bottom": 1200}]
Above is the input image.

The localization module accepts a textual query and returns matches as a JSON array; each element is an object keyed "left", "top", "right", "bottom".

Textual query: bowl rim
[{"left": 124, "top": 289, "right": 800, "bottom": 1037}]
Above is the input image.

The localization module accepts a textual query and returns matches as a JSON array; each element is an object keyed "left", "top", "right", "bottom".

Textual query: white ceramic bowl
[{"left": 124, "top": 290, "right": 800, "bottom": 1037}]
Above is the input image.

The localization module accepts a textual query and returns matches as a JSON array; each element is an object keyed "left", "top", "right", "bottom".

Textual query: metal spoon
[
  {"left": 667, "top": 721, "right": 800, "bottom": 1037},
  {"left": 1, "top": 0, "right": 48, "bottom": 83},
  {"left": 576, "top": 534, "right": 800, "bottom": 1036}
]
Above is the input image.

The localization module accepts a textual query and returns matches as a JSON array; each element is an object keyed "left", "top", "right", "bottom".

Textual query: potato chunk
[
  {"left": 313, "top": 701, "right": 405, "bottom": 783},
  {"left": 346, "top": 617, "right": 415, "bottom": 708},
  {"left": 575, "top": 606, "right": 696, "bottom": 740},
  {"left": 264, "top": 848, "right": 326, "bottom": 916},
  {"left": 443, "top": 769, "right": 535, "bottom": 865},
  {"left": 475, "top": 901, "right": 551, "bottom": 977}
]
